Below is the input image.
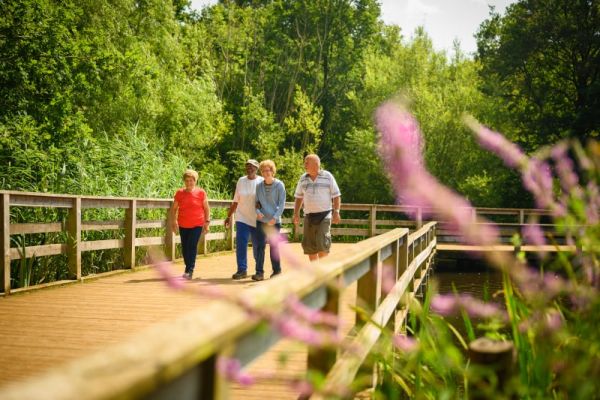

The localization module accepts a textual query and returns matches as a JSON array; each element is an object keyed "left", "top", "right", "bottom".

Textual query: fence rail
[{"left": 1, "top": 190, "right": 555, "bottom": 294}]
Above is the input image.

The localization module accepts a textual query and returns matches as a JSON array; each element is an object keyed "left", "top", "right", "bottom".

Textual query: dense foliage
[{"left": 1, "top": 0, "right": 598, "bottom": 207}]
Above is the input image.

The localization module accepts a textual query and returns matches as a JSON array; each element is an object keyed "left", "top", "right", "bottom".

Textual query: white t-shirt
[
  {"left": 233, "top": 176, "right": 264, "bottom": 227},
  {"left": 294, "top": 170, "right": 341, "bottom": 215}
]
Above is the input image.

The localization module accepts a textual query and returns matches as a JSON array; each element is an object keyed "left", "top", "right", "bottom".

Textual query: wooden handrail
[
  {"left": 0, "top": 225, "right": 440, "bottom": 400},
  {"left": 316, "top": 223, "right": 437, "bottom": 397},
  {"left": 0, "top": 190, "right": 564, "bottom": 295}
]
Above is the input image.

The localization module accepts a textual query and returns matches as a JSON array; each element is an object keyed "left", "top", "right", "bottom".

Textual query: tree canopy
[{"left": 1, "top": 0, "right": 597, "bottom": 208}]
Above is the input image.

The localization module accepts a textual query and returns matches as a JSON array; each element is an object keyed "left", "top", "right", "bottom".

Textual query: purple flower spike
[
  {"left": 522, "top": 158, "right": 554, "bottom": 209},
  {"left": 545, "top": 309, "right": 563, "bottom": 331},
  {"left": 153, "top": 260, "right": 186, "bottom": 290},
  {"left": 430, "top": 294, "right": 458, "bottom": 316},
  {"left": 285, "top": 296, "right": 339, "bottom": 327},
  {"left": 473, "top": 124, "right": 527, "bottom": 168},
  {"left": 217, "top": 357, "right": 256, "bottom": 386},
  {"left": 552, "top": 143, "right": 581, "bottom": 194},
  {"left": 392, "top": 334, "right": 419, "bottom": 352},
  {"left": 431, "top": 294, "right": 506, "bottom": 320},
  {"left": 522, "top": 223, "right": 548, "bottom": 258}
]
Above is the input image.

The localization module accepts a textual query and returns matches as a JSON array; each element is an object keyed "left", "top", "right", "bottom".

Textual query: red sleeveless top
[{"left": 174, "top": 188, "right": 206, "bottom": 228}]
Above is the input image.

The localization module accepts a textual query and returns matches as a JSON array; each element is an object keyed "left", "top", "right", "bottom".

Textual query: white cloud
[{"left": 405, "top": 0, "right": 440, "bottom": 17}]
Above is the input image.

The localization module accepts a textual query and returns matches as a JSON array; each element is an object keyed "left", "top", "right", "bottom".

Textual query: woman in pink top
[{"left": 170, "top": 169, "right": 211, "bottom": 279}]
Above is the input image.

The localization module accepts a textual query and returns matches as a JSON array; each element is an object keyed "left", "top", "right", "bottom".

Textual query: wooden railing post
[
  {"left": 227, "top": 215, "right": 235, "bottom": 250},
  {"left": 67, "top": 197, "right": 81, "bottom": 280},
  {"left": 416, "top": 207, "right": 423, "bottom": 229},
  {"left": 369, "top": 205, "right": 377, "bottom": 237},
  {"left": 356, "top": 250, "right": 382, "bottom": 326},
  {"left": 384, "top": 239, "right": 399, "bottom": 332},
  {"left": 165, "top": 202, "right": 176, "bottom": 261},
  {"left": 307, "top": 285, "right": 342, "bottom": 375},
  {"left": 519, "top": 209, "right": 525, "bottom": 225},
  {"left": 124, "top": 199, "right": 137, "bottom": 269},
  {"left": 1, "top": 193, "right": 10, "bottom": 294},
  {"left": 198, "top": 227, "right": 208, "bottom": 255}
]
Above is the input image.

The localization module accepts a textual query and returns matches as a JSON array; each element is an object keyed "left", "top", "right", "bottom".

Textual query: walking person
[
  {"left": 293, "top": 154, "right": 342, "bottom": 261},
  {"left": 170, "top": 169, "right": 211, "bottom": 280},
  {"left": 253, "top": 160, "right": 286, "bottom": 281},
  {"left": 224, "top": 159, "right": 264, "bottom": 279}
]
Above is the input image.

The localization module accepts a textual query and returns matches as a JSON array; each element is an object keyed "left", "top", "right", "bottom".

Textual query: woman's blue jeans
[
  {"left": 179, "top": 226, "right": 203, "bottom": 274},
  {"left": 255, "top": 221, "right": 282, "bottom": 275},
  {"left": 235, "top": 221, "right": 259, "bottom": 273}
]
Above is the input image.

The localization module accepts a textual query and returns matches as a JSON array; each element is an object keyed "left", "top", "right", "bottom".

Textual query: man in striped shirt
[{"left": 293, "top": 154, "right": 342, "bottom": 261}]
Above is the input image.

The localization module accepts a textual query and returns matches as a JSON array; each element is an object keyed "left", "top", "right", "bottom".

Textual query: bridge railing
[
  {"left": 1, "top": 190, "right": 555, "bottom": 294},
  {"left": 0, "top": 221, "right": 437, "bottom": 400}
]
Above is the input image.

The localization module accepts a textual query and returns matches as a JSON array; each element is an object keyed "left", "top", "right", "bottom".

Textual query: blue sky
[{"left": 189, "top": 0, "right": 516, "bottom": 55}]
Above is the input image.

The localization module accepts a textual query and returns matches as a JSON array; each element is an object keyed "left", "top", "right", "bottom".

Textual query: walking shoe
[
  {"left": 182, "top": 273, "right": 192, "bottom": 280},
  {"left": 232, "top": 271, "right": 247, "bottom": 280},
  {"left": 251, "top": 274, "right": 264, "bottom": 281},
  {"left": 270, "top": 271, "right": 281, "bottom": 278}
]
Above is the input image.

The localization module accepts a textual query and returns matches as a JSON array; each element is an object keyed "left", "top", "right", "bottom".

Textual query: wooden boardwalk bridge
[{"left": 0, "top": 191, "right": 569, "bottom": 399}]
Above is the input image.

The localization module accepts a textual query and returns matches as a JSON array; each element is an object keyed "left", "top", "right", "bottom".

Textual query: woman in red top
[{"left": 170, "top": 169, "right": 211, "bottom": 279}]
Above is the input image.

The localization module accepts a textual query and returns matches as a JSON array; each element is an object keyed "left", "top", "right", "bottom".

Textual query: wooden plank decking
[{"left": 0, "top": 243, "right": 357, "bottom": 399}]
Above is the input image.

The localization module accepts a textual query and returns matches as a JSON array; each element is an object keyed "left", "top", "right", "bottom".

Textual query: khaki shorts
[{"left": 302, "top": 217, "right": 332, "bottom": 254}]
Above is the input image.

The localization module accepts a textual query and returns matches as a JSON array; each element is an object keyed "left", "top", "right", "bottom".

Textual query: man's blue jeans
[
  {"left": 235, "top": 221, "right": 259, "bottom": 273},
  {"left": 179, "top": 226, "right": 203, "bottom": 275},
  {"left": 255, "top": 221, "right": 282, "bottom": 275}
]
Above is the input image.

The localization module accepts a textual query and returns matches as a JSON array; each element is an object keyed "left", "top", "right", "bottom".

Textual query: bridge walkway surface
[{"left": 0, "top": 243, "right": 357, "bottom": 399}]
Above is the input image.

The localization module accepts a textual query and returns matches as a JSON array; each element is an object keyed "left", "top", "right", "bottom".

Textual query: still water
[
  {"left": 431, "top": 258, "right": 507, "bottom": 335},
  {"left": 435, "top": 269, "right": 505, "bottom": 300}
]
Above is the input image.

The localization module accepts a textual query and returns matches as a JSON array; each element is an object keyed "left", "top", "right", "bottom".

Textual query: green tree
[{"left": 476, "top": 0, "right": 600, "bottom": 148}]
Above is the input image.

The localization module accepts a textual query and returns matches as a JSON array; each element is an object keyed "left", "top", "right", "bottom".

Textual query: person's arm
[
  {"left": 256, "top": 184, "right": 265, "bottom": 220},
  {"left": 293, "top": 177, "right": 304, "bottom": 225},
  {"left": 330, "top": 172, "right": 342, "bottom": 224},
  {"left": 224, "top": 202, "right": 238, "bottom": 229},
  {"left": 332, "top": 196, "right": 341, "bottom": 224},
  {"left": 170, "top": 201, "right": 179, "bottom": 233},
  {"left": 293, "top": 197, "right": 303, "bottom": 225},
  {"left": 203, "top": 195, "right": 211, "bottom": 233},
  {"left": 225, "top": 179, "right": 241, "bottom": 228}
]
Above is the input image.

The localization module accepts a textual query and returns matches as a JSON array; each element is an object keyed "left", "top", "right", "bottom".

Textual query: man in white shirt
[
  {"left": 225, "top": 159, "right": 264, "bottom": 279},
  {"left": 293, "top": 154, "right": 342, "bottom": 261}
]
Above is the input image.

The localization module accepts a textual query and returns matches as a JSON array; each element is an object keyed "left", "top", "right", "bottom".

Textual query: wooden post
[
  {"left": 384, "top": 239, "right": 399, "bottom": 332},
  {"left": 1, "top": 193, "right": 10, "bottom": 294},
  {"left": 227, "top": 215, "right": 235, "bottom": 250},
  {"left": 519, "top": 209, "right": 525, "bottom": 225},
  {"left": 165, "top": 202, "right": 176, "bottom": 261},
  {"left": 307, "top": 286, "right": 342, "bottom": 375},
  {"left": 416, "top": 207, "right": 423, "bottom": 229},
  {"left": 124, "top": 199, "right": 137, "bottom": 269},
  {"left": 468, "top": 338, "right": 515, "bottom": 399},
  {"left": 356, "top": 250, "right": 382, "bottom": 326},
  {"left": 369, "top": 205, "right": 377, "bottom": 237},
  {"left": 398, "top": 235, "right": 408, "bottom": 277},
  {"left": 67, "top": 197, "right": 81, "bottom": 280},
  {"left": 198, "top": 226, "right": 208, "bottom": 255}
]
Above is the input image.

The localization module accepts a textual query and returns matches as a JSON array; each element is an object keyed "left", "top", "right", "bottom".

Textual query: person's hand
[
  {"left": 204, "top": 221, "right": 210, "bottom": 233},
  {"left": 171, "top": 222, "right": 178, "bottom": 234},
  {"left": 293, "top": 213, "right": 300, "bottom": 225},
  {"left": 224, "top": 216, "right": 231, "bottom": 229},
  {"left": 332, "top": 210, "right": 341, "bottom": 224},
  {"left": 257, "top": 213, "right": 265, "bottom": 220},
  {"left": 268, "top": 218, "right": 276, "bottom": 226}
]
